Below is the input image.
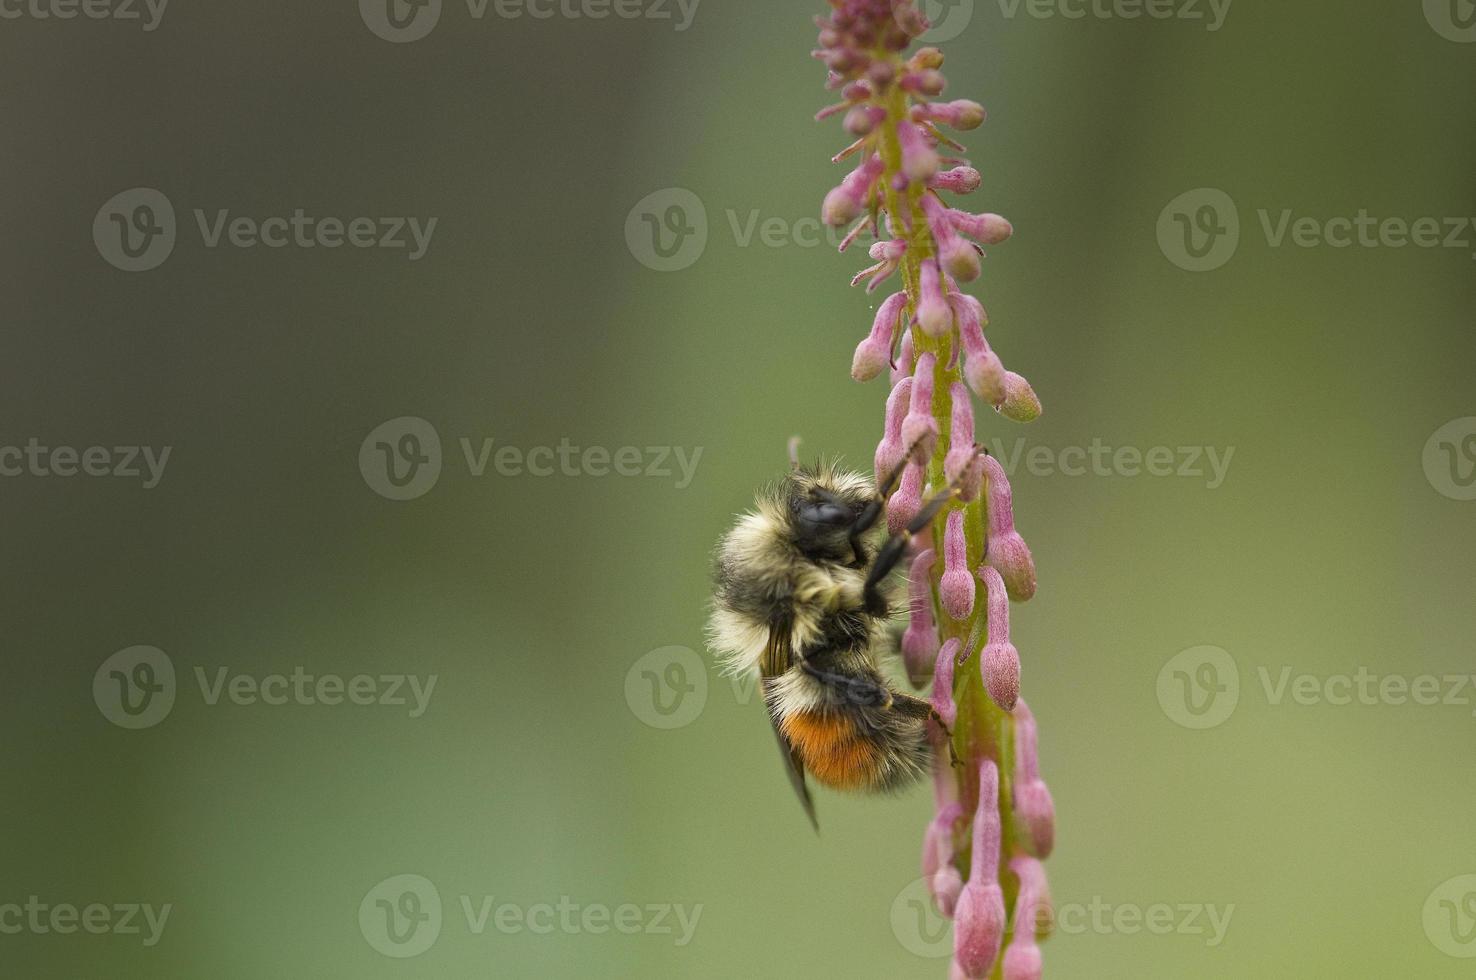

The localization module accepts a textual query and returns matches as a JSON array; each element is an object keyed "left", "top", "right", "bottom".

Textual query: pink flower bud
[
  {"left": 917, "top": 260, "right": 953, "bottom": 338},
  {"left": 982, "top": 454, "right": 1037, "bottom": 602},
  {"left": 891, "top": 330, "right": 915, "bottom": 386},
  {"left": 901, "top": 69, "right": 947, "bottom": 97},
  {"left": 901, "top": 352, "right": 940, "bottom": 463},
  {"left": 952, "top": 293, "right": 1005, "bottom": 404},
  {"left": 928, "top": 638, "right": 961, "bottom": 729},
  {"left": 953, "top": 760, "right": 1006, "bottom": 978},
  {"left": 897, "top": 120, "right": 941, "bottom": 182},
  {"left": 874, "top": 377, "right": 914, "bottom": 482},
  {"left": 1012, "top": 700, "right": 1056, "bottom": 859},
  {"left": 908, "top": 46, "right": 945, "bottom": 71},
  {"left": 886, "top": 460, "right": 923, "bottom": 535},
  {"left": 914, "top": 99, "right": 987, "bottom": 130},
  {"left": 923, "top": 194, "right": 981, "bottom": 282},
  {"left": 900, "top": 548, "right": 938, "bottom": 686},
  {"left": 929, "top": 166, "right": 982, "bottom": 195},
  {"left": 844, "top": 104, "right": 887, "bottom": 135},
  {"left": 1003, "top": 855, "right": 1048, "bottom": 979},
  {"left": 928, "top": 801, "right": 966, "bottom": 917},
  {"left": 977, "top": 566, "right": 1020, "bottom": 711},
  {"left": 851, "top": 292, "right": 908, "bottom": 382},
  {"left": 940, "top": 511, "right": 974, "bottom": 621},
  {"left": 949, "top": 209, "right": 1014, "bottom": 245},
  {"left": 943, "top": 384, "right": 984, "bottom": 501},
  {"left": 998, "top": 371, "right": 1042, "bottom": 423},
  {"left": 822, "top": 155, "right": 883, "bottom": 227},
  {"left": 852, "top": 237, "right": 907, "bottom": 292}
]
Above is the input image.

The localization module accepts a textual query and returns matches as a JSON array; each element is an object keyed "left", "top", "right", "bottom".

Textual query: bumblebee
[{"left": 707, "top": 443, "right": 959, "bottom": 829}]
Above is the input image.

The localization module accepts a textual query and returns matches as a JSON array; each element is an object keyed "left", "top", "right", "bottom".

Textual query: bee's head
[{"left": 784, "top": 463, "right": 876, "bottom": 561}]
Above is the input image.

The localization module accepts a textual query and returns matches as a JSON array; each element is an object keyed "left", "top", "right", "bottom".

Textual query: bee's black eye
[{"left": 798, "top": 501, "right": 852, "bottom": 529}]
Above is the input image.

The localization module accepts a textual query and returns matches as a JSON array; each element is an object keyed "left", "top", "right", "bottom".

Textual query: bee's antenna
[{"left": 788, "top": 435, "right": 804, "bottom": 471}]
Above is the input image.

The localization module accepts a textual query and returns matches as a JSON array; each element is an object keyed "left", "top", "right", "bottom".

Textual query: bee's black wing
[{"left": 762, "top": 627, "right": 819, "bottom": 833}]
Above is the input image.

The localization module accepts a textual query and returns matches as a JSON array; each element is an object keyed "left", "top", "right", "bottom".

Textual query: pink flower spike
[
  {"left": 917, "top": 260, "right": 953, "bottom": 338},
  {"left": 953, "top": 760, "right": 1007, "bottom": 979},
  {"left": 931, "top": 637, "right": 961, "bottom": 727},
  {"left": 1012, "top": 700, "right": 1056, "bottom": 859},
  {"left": 929, "top": 166, "right": 982, "bottom": 195},
  {"left": 949, "top": 209, "right": 1014, "bottom": 245},
  {"left": 852, "top": 292, "right": 908, "bottom": 382},
  {"left": 901, "top": 353, "right": 940, "bottom": 463},
  {"left": 982, "top": 454, "right": 1038, "bottom": 602},
  {"left": 927, "top": 802, "right": 965, "bottom": 917},
  {"left": 923, "top": 194, "right": 981, "bottom": 282},
  {"left": 897, "top": 120, "right": 941, "bottom": 183},
  {"left": 822, "top": 154, "right": 883, "bottom": 227},
  {"left": 952, "top": 293, "right": 1006, "bottom": 404},
  {"left": 900, "top": 548, "right": 938, "bottom": 686},
  {"left": 977, "top": 566, "right": 1020, "bottom": 711},
  {"left": 914, "top": 99, "right": 988, "bottom": 131},
  {"left": 940, "top": 511, "right": 974, "bottom": 621},
  {"left": 1003, "top": 855, "right": 1048, "bottom": 980},
  {"left": 886, "top": 460, "right": 924, "bottom": 536},
  {"left": 891, "top": 330, "right": 915, "bottom": 386},
  {"left": 874, "top": 377, "right": 914, "bottom": 482}
]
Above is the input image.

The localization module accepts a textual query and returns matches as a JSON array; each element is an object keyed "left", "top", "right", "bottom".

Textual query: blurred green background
[{"left": 2, "top": 1, "right": 1474, "bottom": 977}]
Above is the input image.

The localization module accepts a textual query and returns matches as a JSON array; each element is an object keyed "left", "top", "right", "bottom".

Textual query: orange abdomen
[{"left": 782, "top": 710, "right": 886, "bottom": 791}]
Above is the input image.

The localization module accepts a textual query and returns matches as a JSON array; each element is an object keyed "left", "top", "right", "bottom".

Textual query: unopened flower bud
[
  {"left": 901, "top": 69, "right": 947, "bottom": 97},
  {"left": 940, "top": 510, "right": 974, "bottom": 621},
  {"left": 852, "top": 292, "right": 908, "bottom": 382},
  {"left": 917, "top": 260, "right": 953, "bottom": 338},
  {"left": 928, "top": 800, "right": 965, "bottom": 917},
  {"left": 943, "top": 382, "right": 977, "bottom": 485},
  {"left": 1002, "top": 855, "right": 1049, "bottom": 979},
  {"left": 952, "top": 293, "right": 1005, "bottom": 404},
  {"left": 1011, "top": 700, "right": 1055, "bottom": 859},
  {"left": 997, "top": 371, "right": 1042, "bottom": 423},
  {"left": 822, "top": 155, "right": 883, "bottom": 226},
  {"left": 931, "top": 637, "right": 961, "bottom": 728},
  {"left": 891, "top": 330, "right": 915, "bottom": 386},
  {"left": 915, "top": 99, "right": 987, "bottom": 130},
  {"left": 875, "top": 377, "right": 914, "bottom": 481},
  {"left": 886, "top": 460, "right": 924, "bottom": 535},
  {"left": 897, "top": 120, "right": 941, "bottom": 182},
  {"left": 909, "top": 46, "right": 945, "bottom": 71},
  {"left": 953, "top": 760, "right": 1006, "bottom": 978},
  {"left": 901, "top": 353, "right": 940, "bottom": 463},
  {"left": 977, "top": 565, "right": 1020, "bottom": 711},
  {"left": 901, "top": 548, "right": 938, "bottom": 686},
  {"left": 929, "top": 166, "right": 982, "bottom": 195},
  {"left": 923, "top": 194, "right": 981, "bottom": 282},
  {"left": 949, "top": 209, "right": 1013, "bottom": 245},
  {"left": 982, "top": 454, "right": 1037, "bottom": 601},
  {"left": 844, "top": 104, "right": 886, "bottom": 135}
]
